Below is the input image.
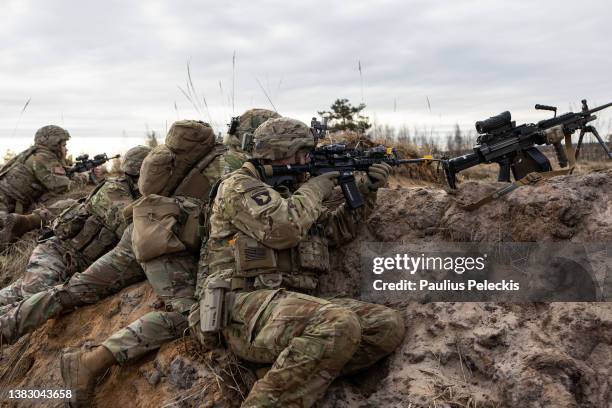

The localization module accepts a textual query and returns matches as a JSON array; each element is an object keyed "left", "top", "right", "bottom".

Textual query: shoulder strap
[{"left": 84, "top": 179, "right": 108, "bottom": 202}]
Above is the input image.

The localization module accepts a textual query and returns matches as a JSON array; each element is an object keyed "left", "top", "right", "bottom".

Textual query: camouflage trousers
[
  {"left": 102, "top": 252, "right": 197, "bottom": 363},
  {"left": 0, "top": 238, "right": 89, "bottom": 310},
  {"left": 223, "top": 289, "right": 405, "bottom": 408},
  {"left": 0, "top": 225, "right": 198, "bottom": 364}
]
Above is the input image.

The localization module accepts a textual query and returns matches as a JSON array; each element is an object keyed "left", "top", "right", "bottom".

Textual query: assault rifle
[
  {"left": 254, "top": 143, "right": 437, "bottom": 209},
  {"left": 67, "top": 153, "right": 120, "bottom": 184},
  {"left": 442, "top": 99, "right": 612, "bottom": 189}
]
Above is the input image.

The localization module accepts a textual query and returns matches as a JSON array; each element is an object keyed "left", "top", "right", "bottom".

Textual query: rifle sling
[{"left": 460, "top": 167, "right": 575, "bottom": 211}]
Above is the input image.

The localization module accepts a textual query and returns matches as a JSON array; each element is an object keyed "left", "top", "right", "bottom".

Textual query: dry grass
[
  {"left": 320, "top": 130, "right": 441, "bottom": 183},
  {"left": 0, "top": 233, "right": 37, "bottom": 285}
]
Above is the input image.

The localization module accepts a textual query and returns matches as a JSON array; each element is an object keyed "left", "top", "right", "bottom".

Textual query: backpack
[{"left": 138, "top": 120, "right": 215, "bottom": 196}]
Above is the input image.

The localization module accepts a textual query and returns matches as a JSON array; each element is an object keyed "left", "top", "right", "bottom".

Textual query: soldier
[
  {"left": 0, "top": 125, "right": 90, "bottom": 244},
  {"left": 194, "top": 117, "right": 406, "bottom": 407},
  {"left": 0, "top": 115, "right": 278, "bottom": 407},
  {"left": 224, "top": 108, "right": 281, "bottom": 170},
  {"left": 0, "top": 145, "right": 151, "bottom": 311}
]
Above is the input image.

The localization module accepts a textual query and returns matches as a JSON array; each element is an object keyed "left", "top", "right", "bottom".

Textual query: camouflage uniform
[
  {"left": 198, "top": 118, "right": 405, "bottom": 407},
  {"left": 100, "top": 111, "right": 281, "bottom": 362},
  {"left": 0, "top": 146, "right": 150, "bottom": 310},
  {"left": 0, "top": 145, "right": 243, "bottom": 359},
  {"left": 0, "top": 177, "right": 139, "bottom": 308},
  {"left": 0, "top": 125, "right": 72, "bottom": 215}
]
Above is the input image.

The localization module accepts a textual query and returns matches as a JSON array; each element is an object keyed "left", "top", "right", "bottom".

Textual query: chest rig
[
  {"left": 51, "top": 178, "right": 136, "bottom": 262},
  {"left": 207, "top": 168, "right": 331, "bottom": 293}
]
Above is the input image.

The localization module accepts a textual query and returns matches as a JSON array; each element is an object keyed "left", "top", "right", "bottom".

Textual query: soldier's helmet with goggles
[
  {"left": 34, "top": 125, "right": 71, "bottom": 149},
  {"left": 227, "top": 108, "right": 281, "bottom": 151},
  {"left": 251, "top": 117, "right": 314, "bottom": 161},
  {"left": 121, "top": 145, "right": 152, "bottom": 176}
]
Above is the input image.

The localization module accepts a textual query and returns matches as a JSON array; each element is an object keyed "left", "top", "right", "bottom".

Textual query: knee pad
[{"left": 376, "top": 308, "right": 406, "bottom": 353}]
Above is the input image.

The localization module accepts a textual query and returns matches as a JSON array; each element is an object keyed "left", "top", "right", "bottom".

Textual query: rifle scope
[{"left": 475, "top": 111, "right": 512, "bottom": 134}]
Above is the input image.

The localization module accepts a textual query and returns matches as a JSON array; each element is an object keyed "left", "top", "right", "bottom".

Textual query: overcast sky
[{"left": 1, "top": 0, "right": 611, "bottom": 158}]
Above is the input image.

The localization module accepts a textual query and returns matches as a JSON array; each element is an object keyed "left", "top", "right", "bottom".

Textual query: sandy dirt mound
[{"left": 1, "top": 169, "right": 611, "bottom": 407}]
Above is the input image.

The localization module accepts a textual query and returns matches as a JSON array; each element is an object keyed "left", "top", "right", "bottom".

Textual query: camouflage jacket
[
  {"left": 202, "top": 162, "right": 375, "bottom": 293},
  {"left": 0, "top": 145, "right": 71, "bottom": 211}
]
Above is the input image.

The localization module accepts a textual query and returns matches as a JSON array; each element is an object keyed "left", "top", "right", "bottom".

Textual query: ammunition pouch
[
  {"left": 226, "top": 230, "right": 330, "bottom": 291},
  {"left": 69, "top": 214, "right": 117, "bottom": 262},
  {"left": 132, "top": 194, "right": 203, "bottom": 263},
  {"left": 52, "top": 201, "right": 89, "bottom": 240},
  {"left": 296, "top": 234, "right": 330, "bottom": 273}
]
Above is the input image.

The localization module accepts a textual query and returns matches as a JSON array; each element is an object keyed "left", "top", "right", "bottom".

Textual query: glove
[
  {"left": 300, "top": 171, "right": 340, "bottom": 200},
  {"left": 366, "top": 163, "right": 392, "bottom": 191},
  {"left": 71, "top": 172, "right": 90, "bottom": 186}
]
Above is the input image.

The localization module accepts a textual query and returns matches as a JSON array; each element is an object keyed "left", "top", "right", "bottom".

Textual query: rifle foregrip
[{"left": 553, "top": 142, "right": 568, "bottom": 168}]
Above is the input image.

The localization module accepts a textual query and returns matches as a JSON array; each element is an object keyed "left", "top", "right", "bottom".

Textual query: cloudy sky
[{"left": 1, "top": 0, "right": 611, "bottom": 158}]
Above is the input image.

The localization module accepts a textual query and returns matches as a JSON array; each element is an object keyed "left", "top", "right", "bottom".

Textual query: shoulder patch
[
  {"left": 53, "top": 165, "right": 67, "bottom": 175},
  {"left": 251, "top": 190, "right": 271, "bottom": 206}
]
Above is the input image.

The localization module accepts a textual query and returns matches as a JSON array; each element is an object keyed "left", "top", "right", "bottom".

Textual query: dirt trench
[{"left": 1, "top": 169, "right": 611, "bottom": 407}]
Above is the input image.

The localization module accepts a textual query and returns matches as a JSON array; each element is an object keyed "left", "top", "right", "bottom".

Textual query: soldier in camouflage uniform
[
  {"left": 196, "top": 117, "right": 405, "bottom": 407},
  {"left": 0, "top": 146, "right": 151, "bottom": 312},
  {"left": 0, "top": 114, "right": 276, "bottom": 407},
  {"left": 0, "top": 125, "right": 88, "bottom": 244}
]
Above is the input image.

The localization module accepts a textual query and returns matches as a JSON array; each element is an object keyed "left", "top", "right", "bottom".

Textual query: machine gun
[
  {"left": 67, "top": 153, "right": 120, "bottom": 184},
  {"left": 442, "top": 99, "right": 612, "bottom": 189},
  {"left": 254, "top": 143, "right": 436, "bottom": 209}
]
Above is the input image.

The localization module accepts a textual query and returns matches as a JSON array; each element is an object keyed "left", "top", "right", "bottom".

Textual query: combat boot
[
  {"left": 12, "top": 213, "right": 44, "bottom": 238},
  {"left": 60, "top": 346, "right": 117, "bottom": 407},
  {"left": 0, "top": 213, "right": 43, "bottom": 244}
]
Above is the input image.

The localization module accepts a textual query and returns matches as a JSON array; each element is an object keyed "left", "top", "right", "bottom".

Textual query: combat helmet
[
  {"left": 34, "top": 125, "right": 71, "bottom": 152},
  {"left": 121, "top": 145, "right": 152, "bottom": 176},
  {"left": 251, "top": 117, "right": 314, "bottom": 161},
  {"left": 226, "top": 108, "right": 281, "bottom": 149}
]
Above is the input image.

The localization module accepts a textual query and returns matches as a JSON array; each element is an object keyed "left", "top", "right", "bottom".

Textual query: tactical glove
[
  {"left": 366, "top": 163, "right": 392, "bottom": 191},
  {"left": 301, "top": 171, "right": 340, "bottom": 200}
]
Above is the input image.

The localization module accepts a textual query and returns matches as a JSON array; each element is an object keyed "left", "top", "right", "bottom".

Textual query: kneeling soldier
[{"left": 197, "top": 117, "right": 405, "bottom": 407}]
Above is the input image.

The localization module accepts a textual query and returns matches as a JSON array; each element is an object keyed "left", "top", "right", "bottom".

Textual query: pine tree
[{"left": 318, "top": 98, "right": 371, "bottom": 134}]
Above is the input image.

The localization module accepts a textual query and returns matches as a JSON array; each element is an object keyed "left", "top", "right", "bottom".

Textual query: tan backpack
[
  {"left": 138, "top": 120, "right": 215, "bottom": 197},
  {"left": 131, "top": 194, "right": 202, "bottom": 262}
]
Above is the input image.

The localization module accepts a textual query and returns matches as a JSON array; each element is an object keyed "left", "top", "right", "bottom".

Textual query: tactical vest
[
  {"left": 206, "top": 167, "right": 331, "bottom": 292},
  {"left": 51, "top": 177, "right": 138, "bottom": 263},
  {"left": 0, "top": 146, "right": 46, "bottom": 211}
]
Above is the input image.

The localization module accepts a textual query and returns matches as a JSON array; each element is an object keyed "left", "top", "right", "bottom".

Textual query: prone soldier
[
  {"left": 0, "top": 111, "right": 281, "bottom": 407},
  {"left": 0, "top": 125, "right": 87, "bottom": 244},
  {"left": 0, "top": 145, "right": 151, "bottom": 310}
]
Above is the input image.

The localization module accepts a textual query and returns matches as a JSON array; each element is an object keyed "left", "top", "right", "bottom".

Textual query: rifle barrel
[{"left": 588, "top": 102, "right": 612, "bottom": 115}]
